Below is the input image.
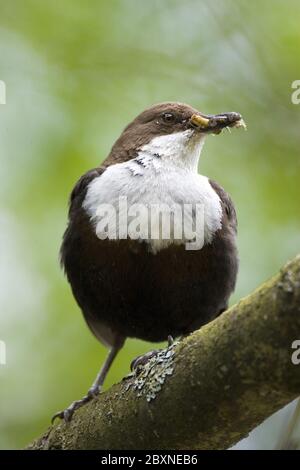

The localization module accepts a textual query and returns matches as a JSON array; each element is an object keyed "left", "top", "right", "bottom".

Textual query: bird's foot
[
  {"left": 51, "top": 385, "right": 100, "bottom": 424},
  {"left": 130, "top": 350, "right": 160, "bottom": 371},
  {"left": 130, "top": 335, "right": 174, "bottom": 371}
]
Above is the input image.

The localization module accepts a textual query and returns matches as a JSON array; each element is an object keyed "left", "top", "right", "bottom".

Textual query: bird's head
[{"left": 106, "top": 102, "right": 245, "bottom": 169}]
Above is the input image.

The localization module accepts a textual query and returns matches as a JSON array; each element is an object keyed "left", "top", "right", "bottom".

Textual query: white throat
[{"left": 138, "top": 129, "right": 206, "bottom": 172}]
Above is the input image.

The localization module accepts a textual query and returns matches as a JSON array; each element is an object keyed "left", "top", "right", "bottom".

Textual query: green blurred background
[{"left": 0, "top": 0, "right": 299, "bottom": 450}]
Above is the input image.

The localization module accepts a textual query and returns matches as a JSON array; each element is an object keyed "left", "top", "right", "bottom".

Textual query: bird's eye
[{"left": 162, "top": 112, "right": 175, "bottom": 123}]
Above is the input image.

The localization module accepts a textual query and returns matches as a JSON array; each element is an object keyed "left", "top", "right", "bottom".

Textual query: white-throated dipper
[{"left": 53, "top": 102, "right": 245, "bottom": 422}]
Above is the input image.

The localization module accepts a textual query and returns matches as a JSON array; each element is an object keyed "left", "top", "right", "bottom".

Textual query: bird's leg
[
  {"left": 130, "top": 335, "right": 174, "bottom": 371},
  {"left": 52, "top": 338, "right": 124, "bottom": 423}
]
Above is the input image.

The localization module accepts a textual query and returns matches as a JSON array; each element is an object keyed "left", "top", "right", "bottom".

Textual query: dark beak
[{"left": 190, "top": 111, "right": 246, "bottom": 134}]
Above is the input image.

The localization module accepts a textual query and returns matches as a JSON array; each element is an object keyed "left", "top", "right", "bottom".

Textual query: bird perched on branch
[{"left": 53, "top": 102, "right": 245, "bottom": 422}]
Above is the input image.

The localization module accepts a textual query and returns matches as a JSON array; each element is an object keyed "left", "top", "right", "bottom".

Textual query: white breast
[{"left": 83, "top": 130, "right": 222, "bottom": 253}]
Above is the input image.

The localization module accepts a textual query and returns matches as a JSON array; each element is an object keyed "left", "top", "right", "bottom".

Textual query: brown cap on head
[{"left": 104, "top": 102, "right": 244, "bottom": 167}]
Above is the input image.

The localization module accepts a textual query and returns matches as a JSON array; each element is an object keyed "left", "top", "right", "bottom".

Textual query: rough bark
[{"left": 28, "top": 255, "right": 300, "bottom": 450}]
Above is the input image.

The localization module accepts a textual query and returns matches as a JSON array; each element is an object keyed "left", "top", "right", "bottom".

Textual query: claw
[
  {"left": 51, "top": 410, "right": 65, "bottom": 424},
  {"left": 130, "top": 350, "right": 161, "bottom": 371},
  {"left": 51, "top": 343, "right": 124, "bottom": 423},
  {"left": 131, "top": 336, "right": 175, "bottom": 371},
  {"left": 51, "top": 389, "right": 100, "bottom": 424}
]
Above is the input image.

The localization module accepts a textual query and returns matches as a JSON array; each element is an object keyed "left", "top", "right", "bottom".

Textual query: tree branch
[{"left": 28, "top": 255, "right": 300, "bottom": 450}]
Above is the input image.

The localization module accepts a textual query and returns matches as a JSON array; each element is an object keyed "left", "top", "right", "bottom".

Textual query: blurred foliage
[{"left": 0, "top": 0, "right": 299, "bottom": 449}]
